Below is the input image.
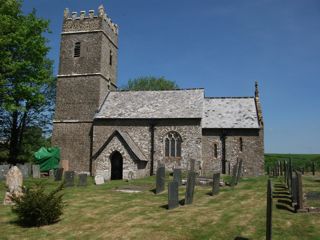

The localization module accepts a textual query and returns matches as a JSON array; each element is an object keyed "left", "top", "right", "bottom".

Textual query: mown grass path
[{"left": 0, "top": 174, "right": 319, "bottom": 240}]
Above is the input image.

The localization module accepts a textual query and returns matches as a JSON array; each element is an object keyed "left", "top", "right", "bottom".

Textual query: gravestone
[
  {"left": 49, "top": 169, "right": 55, "bottom": 178},
  {"left": 212, "top": 173, "right": 220, "bottom": 196},
  {"left": 236, "top": 159, "right": 243, "bottom": 185},
  {"left": 168, "top": 181, "right": 179, "bottom": 210},
  {"left": 95, "top": 175, "right": 104, "bottom": 185},
  {"left": 230, "top": 162, "right": 238, "bottom": 187},
  {"left": 156, "top": 165, "right": 165, "bottom": 194},
  {"left": 78, "top": 174, "right": 87, "bottom": 186},
  {"left": 295, "top": 171, "right": 304, "bottom": 210},
  {"left": 17, "top": 164, "right": 29, "bottom": 178},
  {"left": 3, "top": 166, "right": 23, "bottom": 205},
  {"left": 54, "top": 168, "right": 64, "bottom": 181},
  {"left": 266, "top": 179, "right": 272, "bottom": 240},
  {"left": 288, "top": 158, "right": 293, "bottom": 193},
  {"left": 32, "top": 165, "right": 40, "bottom": 178},
  {"left": 173, "top": 168, "right": 182, "bottom": 186},
  {"left": 291, "top": 172, "right": 298, "bottom": 206},
  {"left": 64, "top": 171, "right": 75, "bottom": 187},
  {"left": 185, "top": 171, "right": 196, "bottom": 205},
  {"left": 0, "top": 165, "right": 10, "bottom": 181},
  {"left": 312, "top": 162, "right": 315, "bottom": 176}
]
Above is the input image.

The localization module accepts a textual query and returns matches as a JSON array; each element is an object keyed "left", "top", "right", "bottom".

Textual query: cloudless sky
[{"left": 22, "top": 0, "right": 320, "bottom": 154}]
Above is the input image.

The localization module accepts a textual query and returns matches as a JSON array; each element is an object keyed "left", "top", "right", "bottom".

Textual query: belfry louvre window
[
  {"left": 74, "top": 42, "right": 81, "bottom": 57},
  {"left": 109, "top": 50, "right": 113, "bottom": 65},
  {"left": 164, "top": 131, "right": 182, "bottom": 158}
]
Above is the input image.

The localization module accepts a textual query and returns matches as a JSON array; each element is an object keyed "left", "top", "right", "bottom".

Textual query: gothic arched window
[{"left": 164, "top": 131, "right": 182, "bottom": 158}]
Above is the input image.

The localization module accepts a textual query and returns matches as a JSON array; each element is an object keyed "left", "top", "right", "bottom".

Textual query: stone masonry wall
[
  {"left": 92, "top": 119, "right": 202, "bottom": 176},
  {"left": 202, "top": 128, "right": 264, "bottom": 176}
]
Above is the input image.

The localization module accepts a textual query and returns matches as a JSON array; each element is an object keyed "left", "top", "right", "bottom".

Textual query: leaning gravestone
[
  {"left": 64, "top": 171, "right": 75, "bottom": 187},
  {"left": 94, "top": 175, "right": 104, "bottom": 185},
  {"left": 17, "top": 164, "right": 29, "bottom": 178},
  {"left": 266, "top": 179, "right": 272, "bottom": 240},
  {"left": 0, "top": 165, "right": 10, "bottom": 181},
  {"left": 3, "top": 166, "right": 23, "bottom": 205},
  {"left": 168, "top": 181, "right": 179, "bottom": 210},
  {"left": 185, "top": 171, "right": 196, "bottom": 205},
  {"left": 212, "top": 173, "right": 220, "bottom": 196},
  {"left": 78, "top": 174, "right": 87, "bottom": 187},
  {"left": 32, "top": 165, "right": 40, "bottom": 178},
  {"left": 173, "top": 168, "right": 182, "bottom": 186},
  {"left": 291, "top": 172, "right": 298, "bottom": 207},
  {"left": 54, "top": 168, "right": 64, "bottom": 181},
  {"left": 156, "top": 165, "right": 165, "bottom": 194}
]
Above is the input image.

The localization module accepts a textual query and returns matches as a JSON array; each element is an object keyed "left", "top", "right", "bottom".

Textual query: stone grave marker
[
  {"left": 295, "top": 171, "right": 304, "bottom": 210},
  {"left": 168, "top": 181, "right": 179, "bottom": 210},
  {"left": 3, "top": 166, "right": 23, "bottom": 205},
  {"left": 55, "top": 168, "right": 64, "bottom": 181},
  {"left": 236, "top": 159, "right": 243, "bottom": 185},
  {"left": 156, "top": 165, "right": 165, "bottom": 194},
  {"left": 49, "top": 169, "right": 55, "bottom": 178},
  {"left": 291, "top": 172, "right": 298, "bottom": 207},
  {"left": 64, "top": 171, "right": 75, "bottom": 187},
  {"left": 185, "top": 171, "right": 196, "bottom": 205},
  {"left": 266, "top": 179, "right": 272, "bottom": 240},
  {"left": 0, "top": 165, "right": 10, "bottom": 181},
  {"left": 212, "top": 172, "right": 220, "bottom": 196},
  {"left": 173, "top": 168, "right": 182, "bottom": 186},
  {"left": 32, "top": 165, "right": 40, "bottom": 178},
  {"left": 17, "top": 164, "right": 29, "bottom": 178},
  {"left": 78, "top": 173, "right": 87, "bottom": 187},
  {"left": 230, "top": 162, "right": 238, "bottom": 187},
  {"left": 95, "top": 175, "right": 104, "bottom": 185},
  {"left": 312, "top": 161, "right": 315, "bottom": 176}
]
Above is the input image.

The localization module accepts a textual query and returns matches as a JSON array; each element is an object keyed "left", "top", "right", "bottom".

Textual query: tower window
[
  {"left": 109, "top": 50, "right": 113, "bottom": 65},
  {"left": 164, "top": 131, "right": 182, "bottom": 158},
  {"left": 74, "top": 42, "right": 81, "bottom": 57},
  {"left": 239, "top": 137, "right": 243, "bottom": 152},
  {"left": 214, "top": 143, "right": 218, "bottom": 158}
]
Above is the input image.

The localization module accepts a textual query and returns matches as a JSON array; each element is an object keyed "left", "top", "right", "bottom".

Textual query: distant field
[{"left": 265, "top": 153, "right": 320, "bottom": 171}]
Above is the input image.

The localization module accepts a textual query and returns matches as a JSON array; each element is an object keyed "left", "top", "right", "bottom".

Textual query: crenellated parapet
[{"left": 62, "top": 5, "right": 118, "bottom": 46}]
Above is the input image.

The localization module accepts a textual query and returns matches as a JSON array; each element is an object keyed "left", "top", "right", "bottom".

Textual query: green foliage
[
  {"left": 12, "top": 183, "right": 64, "bottom": 227},
  {"left": 265, "top": 153, "right": 320, "bottom": 171},
  {"left": 122, "top": 76, "right": 179, "bottom": 91},
  {"left": 0, "top": 0, "right": 55, "bottom": 164}
]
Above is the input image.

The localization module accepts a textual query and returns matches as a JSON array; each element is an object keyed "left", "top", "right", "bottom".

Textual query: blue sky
[{"left": 22, "top": 0, "right": 320, "bottom": 154}]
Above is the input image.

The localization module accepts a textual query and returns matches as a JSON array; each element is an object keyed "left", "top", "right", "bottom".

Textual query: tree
[
  {"left": 0, "top": 0, "right": 54, "bottom": 164},
  {"left": 121, "top": 76, "right": 179, "bottom": 91}
]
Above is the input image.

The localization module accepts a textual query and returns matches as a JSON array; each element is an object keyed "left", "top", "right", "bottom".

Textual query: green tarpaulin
[{"left": 34, "top": 147, "right": 60, "bottom": 172}]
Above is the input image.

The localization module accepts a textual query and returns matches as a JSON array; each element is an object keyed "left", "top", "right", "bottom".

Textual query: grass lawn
[{"left": 0, "top": 174, "right": 320, "bottom": 240}]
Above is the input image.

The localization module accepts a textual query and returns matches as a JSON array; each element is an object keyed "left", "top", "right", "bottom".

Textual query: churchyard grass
[{"left": 0, "top": 174, "right": 320, "bottom": 239}]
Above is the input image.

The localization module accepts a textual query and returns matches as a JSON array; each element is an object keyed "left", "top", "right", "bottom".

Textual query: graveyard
[{"left": 0, "top": 165, "right": 319, "bottom": 240}]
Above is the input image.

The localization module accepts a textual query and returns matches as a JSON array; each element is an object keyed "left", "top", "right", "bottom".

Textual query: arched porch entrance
[{"left": 110, "top": 151, "right": 123, "bottom": 180}]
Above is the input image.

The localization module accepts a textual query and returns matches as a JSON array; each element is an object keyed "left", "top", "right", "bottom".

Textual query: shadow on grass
[
  {"left": 234, "top": 237, "right": 249, "bottom": 240},
  {"left": 150, "top": 188, "right": 156, "bottom": 194},
  {"left": 276, "top": 203, "right": 295, "bottom": 213},
  {"left": 273, "top": 194, "right": 291, "bottom": 200},
  {"left": 274, "top": 184, "right": 287, "bottom": 189},
  {"left": 273, "top": 191, "right": 290, "bottom": 195}
]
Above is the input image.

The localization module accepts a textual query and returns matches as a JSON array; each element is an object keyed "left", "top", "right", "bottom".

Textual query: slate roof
[
  {"left": 202, "top": 98, "right": 260, "bottom": 129},
  {"left": 95, "top": 89, "right": 204, "bottom": 119},
  {"left": 117, "top": 130, "right": 147, "bottom": 161}
]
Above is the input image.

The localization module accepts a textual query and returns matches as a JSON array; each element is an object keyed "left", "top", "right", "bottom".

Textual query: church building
[{"left": 52, "top": 5, "right": 264, "bottom": 180}]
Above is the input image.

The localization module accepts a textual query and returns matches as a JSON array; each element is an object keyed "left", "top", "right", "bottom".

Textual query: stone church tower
[{"left": 52, "top": 5, "right": 119, "bottom": 173}]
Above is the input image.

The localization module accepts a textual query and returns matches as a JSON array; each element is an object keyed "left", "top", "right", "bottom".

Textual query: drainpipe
[{"left": 150, "top": 121, "right": 155, "bottom": 176}]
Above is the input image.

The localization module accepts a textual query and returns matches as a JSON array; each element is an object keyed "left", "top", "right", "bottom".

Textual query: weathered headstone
[
  {"left": 32, "top": 165, "right": 40, "bottom": 178},
  {"left": 3, "top": 166, "right": 23, "bottom": 205},
  {"left": 78, "top": 174, "right": 87, "bottom": 186},
  {"left": 168, "top": 181, "right": 179, "bottom": 210},
  {"left": 185, "top": 171, "right": 196, "bottom": 205},
  {"left": 54, "top": 168, "right": 64, "bottom": 181},
  {"left": 173, "top": 168, "right": 182, "bottom": 186},
  {"left": 230, "top": 162, "right": 238, "bottom": 187},
  {"left": 295, "top": 171, "right": 304, "bottom": 210},
  {"left": 291, "top": 172, "right": 298, "bottom": 206},
  {"left": 212, "top": 173, "right": 220, "bottom": 196},
  {"left": 266, "top": 179, "right": 272, "bottom": 240},
  {"left": 17, "top": 164, "right": 29, "bottom": 178},
  {"left": 236, "top": 159, "right": 243, "bottom": 185},
  {"left": 156, "top": 165, "right": 165, "bottom": 194},
  {"left": 0, "top": 165, "right": 10, "bottom": 181},
  {"left": 312, "top": 161, "right": 315, "bottom": 176},
  {"left": 288, "top": 158, "right": 293, "bottom": 193},
  {"left": 49, "top": 169, "right": 55, "bottom": 178},
  {"left": 64, "top": 171, "right": 75, "bottom": 187},
  {"left": 94, "top": 175, "right": 104, "bottom": 185}
]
